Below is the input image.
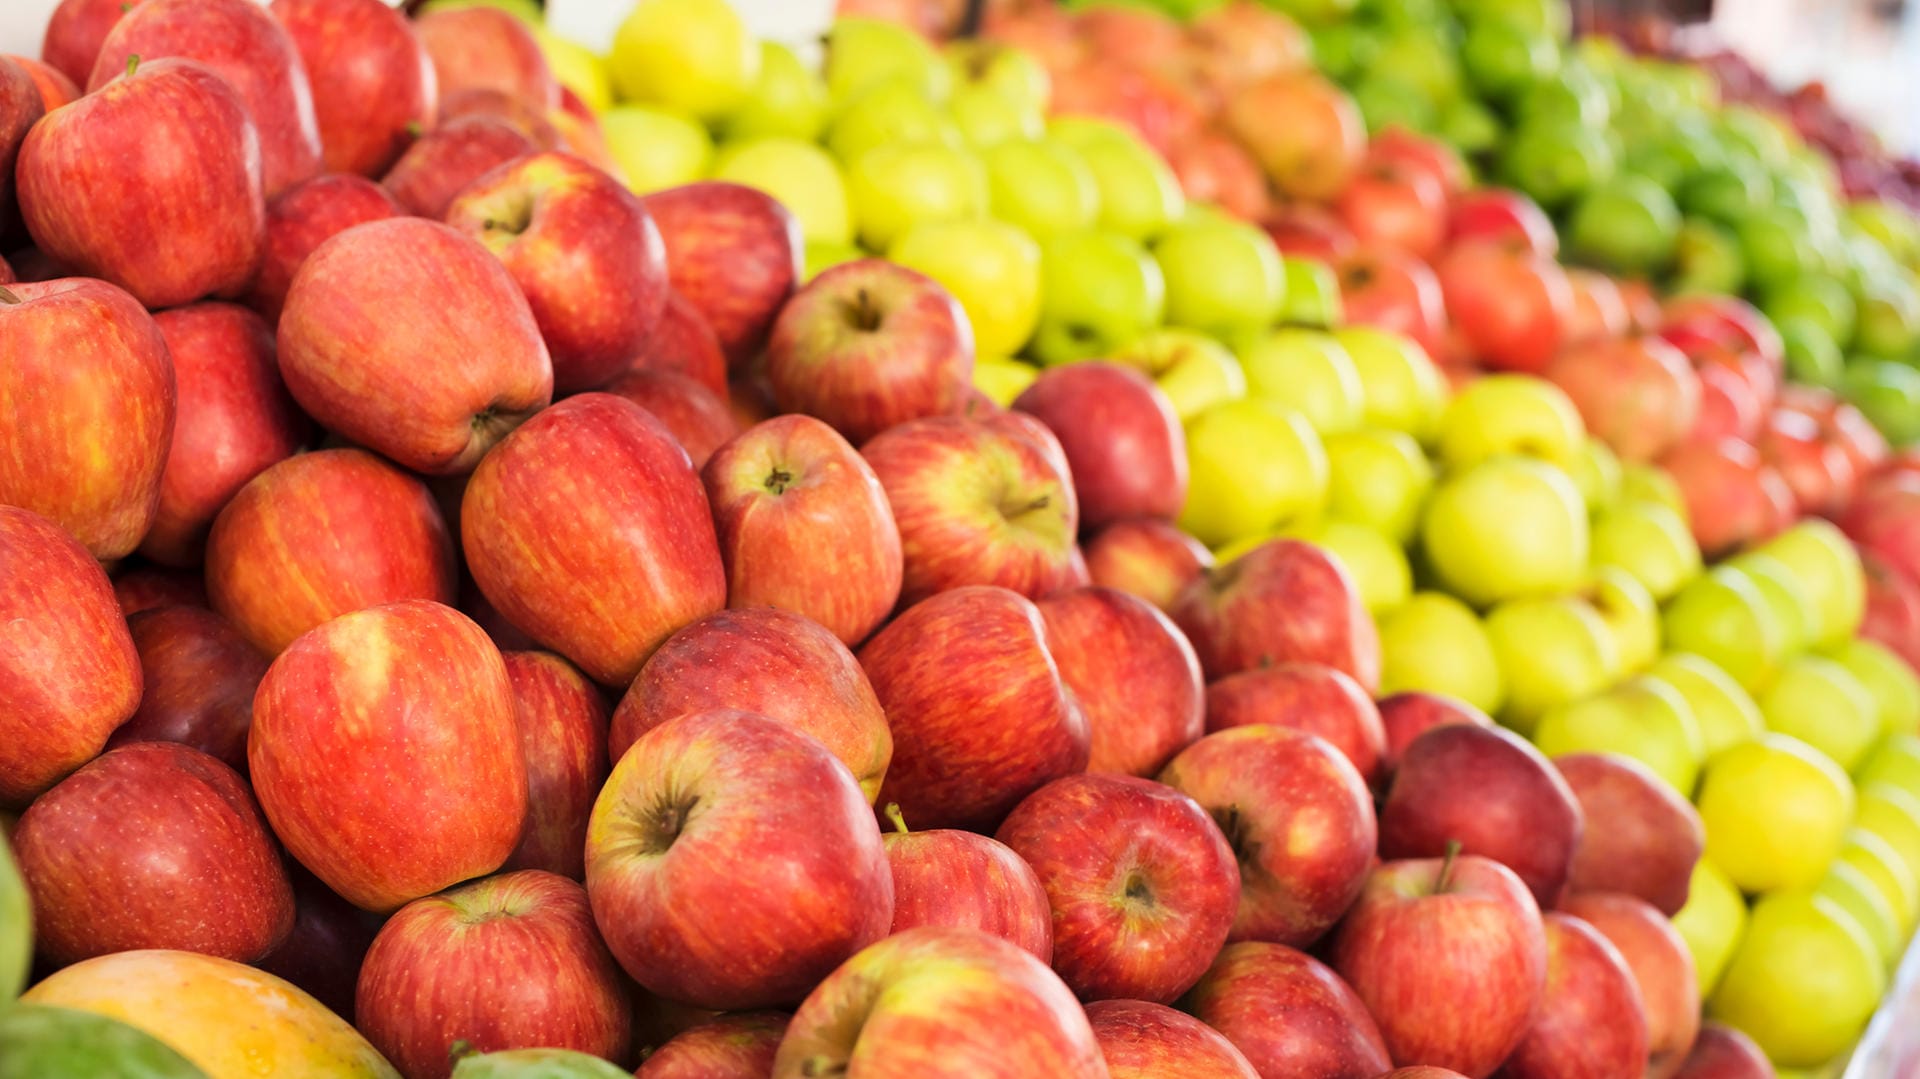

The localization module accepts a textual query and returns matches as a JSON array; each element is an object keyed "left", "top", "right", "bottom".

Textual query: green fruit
[
  {"left": 1280, "top": 258, "right": 1343, "bottom": 329},
  {"left": 1485, "top": 596, "right": 1618, "bottom": 734},
  {"left": 1498, "top": 121, "right": 1616, "bottom": 209},
  {"left": 1680, "top": 162, "right": 1772, "bottom": 226},
  {"left": 452, "top": 1049, "right": 632, "bottom": 1079},
  {"left": 1662, "top": 566, "right": 1784, "bottom": 693},
  {"left": 1852, "top": 272, "right": 1920, "bottom": 360},
  {"left": 824, "top": 17, "right": 949, "bottom": 107},
  {"left": 1566, "top": 176, "right": 1682, "bottom": 276},
  {"left": 1377, "top": 591, "right": 1506, "bottom": 714},
  {"left": 1842, "top": 360, "right": 1920, "bottom": 447},
  {"left": 1590, "top": 499, "right": 1699, "bottom": 602},
  {"left": 1436, "top": 97, "right": 1503, "bottom": 156},
  {"left": 1763, "top": 275, "right": 1857, "bottom": 350},
  {"left": 1421, "top": 457, "right": 1590, "bottom": 608},
  {"left": 1814, "top": 863, "right": 1903, "bottom": 966},
  {"left": 1514, "top": 65, "right": 1611, "bottom": 129},
  {"left": 1759, "top": 655, "right": 1881, "bottom": 773},
  {"left": 1308, "top": 24, "right": 1379, "bottom": 83},
  {"left": 1262, "top": 0, "right": 1362, "bottom": 26},
  {"left": 1739, "top": 207, "right": 1824, "bottom": 296},
  {"left": 1455, "top": 0, "right": 1571, "bottom": 39},
  {"left": 0, "top": 1005, "right": 211, "bottom": 1079},
  {"left": 1649, "top": 652, "right": 1765, "bottom": 760},
  {"left": 1827, "top": 640, "right": 1920, "bottom": 740},
  {"left": 1534, "top": 676, "right": 1705, "bottom": 794},
  {"left": 1029, "top": 230, "right": 1166, "bottom": 367},
  {"left": 1619, "top": 115, "right": 1721, "bottom": 193},
  {"left": 0, "top": 841, "right": 24, "bottom": 1006},
  {"left": 1368, "top": 31, "right": 1463, "bottom": 105},
  {"left": 1460, "top": 18, "right": 1556, "bottom": 101},
  {"left": 1351, "top": 74, "right": 1436, "bottom": 135},
  {"left": 1707, "top": 891, "right": 1884, "bottom": 1068},
  {"left": 1715, "top": 104, "right": 1795, "bottom": 170},
  {"left": 722, "top": 41, "right": 829, "bottom": 142},
  {"left": 1778, "top": 318, "right": 1844, "bottom": 388},
  {"left": 1668, "top": 217, "right": 1746, "bottom": 297}
]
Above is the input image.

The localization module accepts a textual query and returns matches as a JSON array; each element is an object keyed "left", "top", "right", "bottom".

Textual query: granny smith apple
[
  {"left": 1566, "top": 175, "right": 1682, "bottom": 277},
  {"left": 1757, "top": 520, "right": 1866, "bottom": 648},
  {"left": 1368, "top": 29, "right": 1463, "bottom": 106},
  {"left": 1590, "top": 500, "right": 1700, "bottom": 602},
  {"left": 1779, "top": 317, "right": 1844, "bottom": 387},
  {"left": 1294, "top": 519, "right": 1412, "bottom": 616},
  {"left": 1307, "top": 22, "right": 1377, "bottom": 82},
  {"left": 1587, "top": 566, "right": 1660, "bottom": 675},
  {"left": 1715, "top": 103, "right": 1795, "bottom": 169},
  {"left": 1680, "top": 160, "right": 1772, "bottom": 226},
  {"left": 1332, "top": 326, "right": 1447, "bottom": 441},
  {"left": 1422, "top": 456, "right": 1590, "bottom": 608},
  {"left": 1724, "top": 552, "right": 1815, "bottom": 658},
  {"left": 600, "top": 105, "right": 712, "bottom": 194},
  {"left": 1738, "top": 205, "right": 1824, "bottom": 295},
  {"left": 1438, "top": 97, "right": 1503, "bottom": 156},
  {"left": 1351, "top": 74, "right": 1436, "bottom": 135},
  {"left": 1378, "top": 591, "right": 1506, "bottom": 714},
  {"left": 722, "top": 41, "right": 828, "bottom": 141},
  {"left": 1852, "top": 271, "right": 1920, "bottom": 359},
  {"left": 1498, "top": 119, "right": 1616, "bottom": 209},
  {"left": 1842, "top": 359, "right": 1920, "bottom": 447},
  {"left": 1484, "top": 594, "right": 1619, "bottom": 734},
  {"left": 1110, "top": 329, "right": 1247, "bottom": 423},
  {"left": 1435, "top": 374, "right": 1586, "bottom": 472},
  {"left": 1461, "top": 17, "right": 1557, "bottom": 102},
  {"left": 1696, "top": 732, "right": 1854, "bottom": 893},
  {"left": 824, "top": 16, "right": 949, "bottom": 107},
  {"left": 1153, "top": 217, "right": 1286, "bottom": 337},
  {"left": 1648, "top": 652, "right": 1764, "bottom": 760},
  {"left": 1671, "top": 858, "right": 1745, "bottom": 999},
  {"left": 982, "top": 140, "right": 1100, "bottom": 241},
  {"left": 610, "top": 0, "right": 760, "bottom": 122},
  {"left": 1029, "top": 231, "right": 1165, "bottom": 367},
  {"left": 1048, "top": 117, "right": 1185, "bottom": 242},
  {"left": 945, "top": 40, "right": 1050, "bottom": 118},
  {"left": 890, "top": 219, "right": 1041, "bottom": 359},
  {"left": 1760, "top": 655, "right": 1880, "bottom": 773},
  {"left": 1179, "top": 399, "right": 1328, "bottom": 548},
  {"left": 948, "top": 84, "right": 1042, "bottom": 149},
  {"left": 1764, "top": 275, "right": 1857, "bottom": 352},
  {"left": 1661, "top": 566, "right": 1784, "bottom": 694},
  {"left": 711, "top": 137, "right": 852, "bottom": 246},
  {"left": 973, "top": 356, "right": 1040, "bottom": 408},
  {"left": 1815, "top": 861, "right": 1903, "bottom": 966},
  {"left": 1515, "top": 63, "right": 1612, "bottom": 128},
  {"left": 1668, "top": 217, "right": 1747, "bottom": 296},
  {"left": 846, "top": 142, "right": 987, "bottom": 251},
  {"left": 1456, "top": 0, "right": 1571, "bottom": 38},
  {"left": 1238, "top": 329, "right": 1365, "bottom": 437},
  {"left": 1707, "top": 891, "right": 1884, "bottom": 1068},
  {"left": 1281, "top": 257, "right": 1344, "bottom": 328},
  {"left": 1536, "top": 675, "right": 1705, "bottom": 794},
  {"left": 1571, "top": 438, "right": 1623, "bottom": 516},
  {"left": 1828, "top": 640, "right": 1920, "bottom": 740},
  {"left": 826, "top": 78, "right": 962, "bottom": 164},
  {"left": 1322, "top": 429, "right": 1432, "bottom": 546},
  {"left": 1266, "top": 0, "right": 1361, "bottom": 27}
]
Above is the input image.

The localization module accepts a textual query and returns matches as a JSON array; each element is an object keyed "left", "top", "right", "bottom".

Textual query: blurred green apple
[
  {"left": 1830, "top": 643, "right": 1920, "bottom": 740},
  {"left": 535, "top": 28, "right": 613, "bottom": 114},
  {"left": 0, "top": 836, "right": 23, "bottom": 1005},
  {"left": 1839, "top": 830, "right": 1920, "bottom": 936},
  {"left": 1778, "top": 317, "right": 1845, "bottom": 388},
  {"left": 1280, "top": 257, "right": 1344, "bottom": 328},
  {"left": 1852, "top": 271, "right": 1920, "bottom": 359},
  {"left": 1814, "top": 862, "right": 1903, "bottom": 966},
  {"left": 948, "top": 84, "right": 1042, "bottom": 149},
  {"left": 1179, "top": 400, "right": 1327, "bottom": 549},
  {"left": 711, "top": 137, "right": 852, "bottom": 246},
  {"left": 1618, "top": 463, "right": 1689, "bottom": 521},
  {"left": 824, "top": 17, "right": 949, "bottom": 107},
  {"left": 1668, "top": 217, "right": 1747, "bottom": 297},
  {"left": 1570, "top": 438, "right": 1622, "bottom": 516},
  {"left": 1724, "top": 553, "right": 1815, "bottom": 657},
  {"left": 1670, "top": 858, "right": 1745, "bottom": 999},
  {"left": 1153, "top": 218, "right": 1286, "bottom": 337},
  {"left": 1707, "top": 891, "right": 1883, "bottom": 1068},
  {"left": 1516, "top": 63, "right": 1611, "bottom": 128},
  {"left": 1661, "top": 567, "right": 1784, "bottom": 694},
  {"left": 1858, "top": 735, "right": 1920, "bottom": 802},
  {"left": 610, "top": 0, "right": 760, "bottom": 122},
  {"left": 722, "top": 41, "right": 828, "bottom": 141},
  {"left": 1265, "top": 0, "right": 1361, "bottom": 25},
  {"left": 1843, "top": 359, "right": 1920, "bottom": 447},
  {"left": 600, "top": 105, "right": 712, "bottom": 194},
  {"left": 1307, "top": 22, "right": 1377, "bottom": 82},
  {"left": 1534, "top": 676, "right": 1704, "bottom": 794},
  {"left": 1029, "top": 230, "right": 1165, "bottom": 366},
  {"left": 973, "top": 356, "right": 1039, "bottom": 408},
  {"left": 945, "top": 40, "right": 1050, "bottom": 118},
  {"left": 1332, "top": 327, "right": 1447, "bottom": 441},
  {"left": 983, "top": 141, "right": 1099, "bottom": 240},
  {"left": 1586, "top": 566, "right": 1660, "bottom": 675},
  {"left": 1369, "top": 30, "right": 1463, "bottom": 106},
  {"left": 420, "top": 0, "right": 541, "bottom": 21},
  {"left": 1422, "top": 457, "right": 1590, "bottom": 608},
  {"left": 1378, "top": 591, "right": 1505, "bottom": 713},
  {"left": 1436, "top": 374, "right": 1585, "bottom": 472},
  {"left": 1238, "top": 329, "right": 1364, "bottom": 437},
  {"left": 1857, "top": 784, "right": 1920, "bottom": 876},
  {"left": 1498, "top": 120, "right": 1615, "bottom": 209},
  {"left": 1438, "top": 97, "right": 1503, "bottom": 156},
  {"left": 1697, "top": 732, "right": 1854, "bottom": 893},
  {"left": 1322, "top": 428, "right": 1431, "bottom": 544},
  {"left": 1460, "top": 17, "right": 1557, "bottom": 102},
  {"left": 1759, "top": 655, "right": 1880, "bottom": 774},
  {"left": 1738, "top": 206, "right": 1826, "bottom": 295},
  {"left": 1764, "top": 275, "right": 1857, "bottom": 353},
  {"left": 846, "top": 143, "right": 986, "bottom": 251},
  {"left": 1351, "top": 74, "right": 1435, "bottom": 135},
  {"left": 1109, "top": 328, "right": 1247, "bottom": 422},
  {"left": 1756, "top": 520, "right": 1866, "bottom": 649},
  {"left": 1566, "top": 176, "right": 1682, "bottom": 277},
  {"left": 1590, "top": 500, "right": 1700, "bottom": 602},
  {"left": 1294, "top": 519, "right": 1412, "bottom": 615},
  {"left": 1457, "top": 0, "right": 1571, "bottom": 37},
  {"left": 1680, "top": 161, "right": 1772, "bottom": 226},
  {"left": 1648, "top": 653, "right": 1764, "bottom": 760},
  {"left": 826, "top": 78, "right": 962, "bottom": 164},
  {"left": 890, "top": 220, "right": 1041, "bottom": 359},
  {"left": 803, "top": 241, "right": 863, "bottom": 282},
  {"left": 1484, "top": 595, "right": 1618, "bottom": 734},
  {"left": 1048, "top": 118, "right": 1184, "bottom": 242}
]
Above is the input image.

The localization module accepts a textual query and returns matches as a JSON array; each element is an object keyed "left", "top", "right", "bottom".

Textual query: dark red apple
[
  {"left": 1672, "top": 1024, "right": 1771, "bottom": 1079},
  {"left": 247, "top": 173, "right": 403, "bottom": 324},
  {"left": 1172, "top": 538, "right": 1380, "bottom": 690},
  {"left": 254, "top": 864, "right": 386, "bottom": 1021},
  {"left": 1040, "top": 586, "right": 1204, "bottom": 778},
  {"left": 641, "top": 181, "right": 802, "bottom": 369},
  {"left": 113, "top": 564, "right": 208, "bottom": 616},
  {"left": 1013, "top": 362, "right": 1188, "bottom": 528},
  {"left": 271, "top": 0, "right": 438, "bottom": 178},
  {"left": 1181, "top": 941, "right": 1391, "bottom": 1079},
  {"left": 1204, "top": 663, "right": 1386, "bottom": 785},
  {"left": 1378, "top": 692, "right": 1495, "bottom": 776},
  {"left": 1556, "top": 753, "right": 1705, "bottom": 915},
  {"left": 501, "top": 652, "right": 610, "bottom": 881},
  {"left": 107, "top": 605, "right": 268, "bottom": 772},
  {"left": 380, "top": 114, "right": 537, "bottom": 218}
]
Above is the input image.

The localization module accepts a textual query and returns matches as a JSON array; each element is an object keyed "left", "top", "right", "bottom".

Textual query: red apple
[
  {"left": 765, "top": 258, "right": 972, "bottom": 444},
  {"left": 1172, "top": 538, "right": 1380, "bottom": 690},
  {"left": 631, "top": 288, "right": 729, "bottom": 397},
  {"left": 1446, "top": 188, "right": 1558, "bottom": 258},
  {"left": 864, "top": 415, "right": 1078, "bottom": 605},
  {"left": 1168, "top": 128, "right": 1271, "bottom": 221},
  {"left": 500, "top": 652, "right": 610, "bottom": 881},
  {"left": 1377, "top": 692, "right": 1496, "bottom": 776},
  {"left": 1562, "top": 270, "right": 1631, "bottom": 345},
  {"left": 89, "top": 0, "right": 321, "bottom": 197},
  {"left": 1084, "top": 518, "right": 1216, "bottom": 613},
  {"left": 1547, "top": 336, "right": 1701, "bottom": 464},
  {"left": 0, "top": 507, "right": 141, "bottom": 807},
  {"left": 448, "top": 152, "right": 670, "bottom": 394},
  {"left": 106, "top": 605, "right": 268, "bottom": 772},
  {"left": 13, "top": 741, "right": 293, "bottom": 964},
  {"left": 1040, "top": 586, "right": 1203, "bottom": 777},
  {"left": 0, "top": 57, "right": 45, "bottom": 236},
  {"left": 380, "top": 114, "right": 537, "bottom": 218},
  {"left": 1328, "top": 855, "right": 1549, "bottom": 1078},
  {"left": 610, "top": 606, "right": 891, "bottom": 800},
  {"left": 1672, "top": 1024, "right": 1771, "bottom": 1079},
  {"left": 1863, "top": 547, "right": 1920, "bottom": 670},
  {"left": 1760, "top": 407, "right": 1857, "bottom": 516},
  {"left": 1556, "top": 753, "right": 1704, "bottom": 915},
  {"left": 1438, "top": 239, "right": 1572, "bottom": 375},
  {"left": 1086, "top": 999, "right": 1257, "bottom": 1079},
  {"left": 436, "top": 86, "right": 563, "bottom": 149},
  {"left": 247, "top": 173, "right": 403, "bottom": 324},
  {"left": 356, "top": 870, "right": 629, "bottom": 1078},
  {"left": 882, "top": 810, "right": 1053, "bottom": 963},
  {"left": 1335, "top": 246, "right": 1447, "bottom": 357},
  {"left": 1659, "top": 438, "right": 1796, "bottom": 558},
  {"left": 249, "top": 600, "right": 527, "bottom": 912},
  {"left": 254, "top": 864, "right": 385, "bottom": 1021},
  {"left": 1013, "top": 362, "right": 1188, "bottom": 528},
  {"left": 1181, "top": 941, "right": 1391, "bottom": 1079},
  {"left": 998, "top": 774, "right": 1238, "bottom": 1003},
  {"left": 38, "top": 0, "right": 146, "bottom": 85},
  {"left": 603, "top": 369, "right": 739, "bottom": 468},
  {"left": 641, "top": 181, "right": 802, "bottom": 369},
  {"left": 1686, "top": 358, "right": 1765, "bottom": 446},
  {"left": 1160, "top": 725, "right": 1375, "bottom": 948},
  {"left": 113, "top": 564, "right": 208, "bottom": 616},
  {"left": 1496, "top": 912, "right": 1649, "bottom": 1079},
  {"left": 140, "top": 303, "right": 310, "bottom": 567},
  {"left": 414, "top": 6, "right": 557, "bottom": 111},
  {"left": 1379, "top": 724, "right": 1585, "bottom": 908},
  {"left": 584, "top": 709, "right": 893, "bottom": 1010},
  {"left": 1661, "top": 296, "right": 1783, "bottom": 377},
  {"left": 1367, "top": 127, "right": 1467, "bottom": 198},
  {"left": 1204, "top": 663, "right": 1387, "bottom": 786},
  {"left": 1260, "top": 202, "right": 1356, "bottom": 263},
  {"left": 636, "top": 1012, "right": 787, "bottom": 1079},
  {"left": 8, "top": 56, "right": 72, "bottom": 110},
  {"left": 0, "top": 277, "right": 174, "bottom": 561},
  {"left": 1335, "top": 161, "right": 1447, "bottom": 261},
  {"left": 206, "top": 448, "right": 458, "bottom": 656},
  {"left": 772, "top": 926, "right": 1109, "bottom": 1077},
  {"left": 1559, "top": 893, "right": 1698, "bottom": 1079},
  {"left": 280, "top": 217, "right": 554, "bottom": 473},
  {"left": 861, "top": 586, "right": 1089, "bottom": 832},
  {"left": 702, "top": 413, "right": 903, "bottom": 645},
  {"left": 271, "top": 0, "right": 438, "bottom": 178},
  {"left": 1225, "top": 71, "right": 1363, "bottom": 201}
]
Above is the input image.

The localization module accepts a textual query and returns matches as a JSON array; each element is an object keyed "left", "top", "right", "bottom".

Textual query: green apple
[
  {"left": 1456, "top": 0, "right": 1572, "bottom": 38},
  {"left": 721, "top": 41, "right": 829, "bottom": 141},
  {"left": 1707, "top": 891, "right": 1884, "bottom": 1068},
  {"left": 973, "top": 356, "right": 1039, "bottom": 408},
  {"left": 1759, "top": 655, "right": 1880, "bottom": 774},
  {"left": 1441, "top": 97, "right": 1504, "bottom": 156},
  {"left": 1661, "top": 567, "right": 1784, "bottom": 694},
  {"left": 1369, "top": 29, "right": 1463, "bottom": 106},
  {"left": 711, "top": 137, "right": 852, "bottom": 246},
  {"left": 1858, "top": 734, "right": 1920, "bottom": 801},
  {"left": 1738, "top": 205, "right": 1825, "bottom": 295},
  {"left": 846, "top": 143, "right": 986, "bottom": 251},
  {"left": 1378, "top": 591, "right": 1505, "bottom": 714},
  {"left": 1030, "top": 231, "right": 1165, "bottom": 366},
  {"left": 1293, "top": 519, "right": 1412, "bottom": 616},
  {"left": 1435, "top": 375, "right": 1586, "bottom": 472},
  {"left": 1152, "top": 218, "right": 1286, "bottom": 338},
  {"left": 1680, "top": 161, "right": 1773, "bottom": 226},
  {"left": 824, "top": 16, "right": 949, "bottom": 107},
  {"left": 1179, "top": 400, "right": 1327, "bottom": 549},
  {"left": 1332, "top": 327, "right": 1447, "bottom": 441},
  {"left": 0, "top": 836, "right": 24, "bottom": 1005},
  {"left": 1697, "top": 732, "right": 1854, "bottom": 893},
  {"left": 1307, "top": 22, "right": 1376, "bottom": 82},
  {"left": 803, "top": 241, "right": 863, "bottom": 282},
  {"left": 1586, "top": 566, "right": 1660, "bottom": 675},
  {"left": 600, "top": 105, "right": 712, "bottom": 194},
  {"left": 1498, "top": 119, "right": 1616, "bottom": 209},
  {"left": 1266, "top": 0, "right": 1361, "bottom": 26},
  {"left": 1571, "top": 438, "right": 1623, "bottom": 516},
  {"left": 1756, "top": 519, "right": 1866, "bottom": 648},
  {"left": 1648, "top": 653, "right": 1764, "bottom": 760},
  {"left": 1815, "top": 862, "right": 1903, "bottom": 966},
  {"left": 1715, "top": 103, "right": 1795, "bottom": 169},
  {"left": 1852, "top": 270, "right": 1920, "bottom": 359},
  {"left": 1828, "top": 641, "right": 1920, "bottom": 740},
  {"left": 1535, "top": 676, "right": 1704, "bottom": 794},
  {"left": 1460, "top": 17, "right": 1557, "bottom": 102},
  {"left": 948, "top": 84, "right": 1042, "bottom": 149},
  {"left": 1280, "top": 257, "right": 1343, "bottom": 328},
  {"left": 1671, "top": 858, "right": 1745, "bottom": 999},
  {"left": 1723, "top": 552, "right": 1815, "bottom": 657},
  {"left": 826, "top": 78, "right": 962, "bottom": 164},
  {"left": 609, "top": 0, "right": 759, "bottom": 122},
  {"left": 890, "top": 220, "right": 1041, "bottom": 359},
  {"left": 1849, "top": 199, "right": 1920, "bottom": 263},
  {"left": 1566, "top": 175, "right": 1682, "bottom": 276},
  {"left": 1110, "top": 329, "right": 1246, "bottom": 423},
  {"left": 1048, "top": 118, "right": 1185, "bottom": 242},
  {"left": 1351, "top": 74, "right": 1435, "bottom": 135},
  {"left": 945, "top": 40, "right": 1050, "bottom": 118},
  {"left": 1619, "top": 113, "right": 1721, "bottom": 193},
  {"left": 1843, "top": 360, "right": 1920, "bottom": 447},
  {"left": 1668, "top": 217, "right": 1747, "bottom": 297},
  {"left": 534, "top": 28, "right": 613, "bottom": 114},
  {"left": 1238, "top": 329, "right": 1365, "bottom": 437},
  {"left": 1421, "top": 457, "right": 1590, "bottom": 608},
  {"left": 1516, "top": 62, "right": 1612, "bottom": 128},
  {"left": 1484, "top": 595, "right": 1618, "bottom": 735},
  {"left": 1840, "top": 830, "right": 1920, "bottom": 935},
  {"left": 1590, "top": 500, "right": 1700, "bottom": 602},
  {"left": 1619, "top": 463, "right": 1689, "bottom": 522},
  {"left": 1778, "top": 317, "right": 1845, "bottom": 388},
  {"left": 1322, "top": 428, "right": 1431, "bottom": 544},
  {"left": 1857, "top": 784, "right": 1920, "bottom": 876},
  {"left": 1764, "top": 275, "right": 1857, "bottom": 352},
  {"left": 982, "top": 141, "right": 1099, "bottom": 241}
]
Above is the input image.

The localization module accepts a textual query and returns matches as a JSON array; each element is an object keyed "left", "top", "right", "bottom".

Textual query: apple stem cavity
[
  {"left": 844, "top": 288, "right": 883, "bottom": 332},
  {"left": 884, "top": 802, "right": 910, "bottom": 835},
  {"left": 1436, "top": 839, "right": 1464, "bottom": 894},
  {"left": 764, "top": 467, "right": 794, "bottom": 495}
]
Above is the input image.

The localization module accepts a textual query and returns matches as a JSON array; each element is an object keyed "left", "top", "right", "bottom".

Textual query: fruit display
[{"left": 3, "top": 0, "right": 1920, "bottom": 1075}]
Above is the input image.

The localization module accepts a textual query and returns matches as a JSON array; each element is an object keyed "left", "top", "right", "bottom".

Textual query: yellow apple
[
  {"left": 1179, "top": 399, "right": 1328, "bottom": 549},
  {"left": 1321, "top": 428, "right": 1431, "bottom": 545},
  {"left": 1435, "top": 374, "right": 1586, "bottom": 472},
  {"left": 712, "top": 137, "right": 852, "bottom": 246},
  {"left": 1377, "top": 591, "right": 1505, "bottom": 715},
  {"left": 1534, "top": 676, "right": 1705, "bottom": 794},
  {"left": 847, "top": 143, "right": 987, "bottom": 252},
  {"left": 1838, "top": 829, "right": 1920, "bottom": 935},
  {"left": 1648, "top": 652, "right": 1764, "bottom": 759},
  {"left": 535, "top": 29, "right": 613, "bottom": 114},
  {"left": 1756, "top": 519, "right": 1866, "bottom": 648},
  {"left": 972, "top": 356, "right": 1039, "bottom": 407},
  {"left": 1759, "top": 655, "right": 1880, "bottom": 773},
  {"left": 609, "top": 0, "right": 759, "bottom": 122},
  {"left": 1237, "top": 329, "right": 1365, "bottom": 436},
  {"left": 889, "top": 220, "right": 1042, "bottom": 359},
  {"left": 1707, "top": 892, "right": 1884, "bottom": 1067},
  {"left": 1590, "top": 499, "right": 1701, "bottom": 602},
  {"left": 1826, "top": 639, "right": 1920, "bottom": 740},
  {"left": 1697, "top": 732, "right": 1854, "bottom": 893},
  {"left": 1289, "top": 518, "right": 1411, "bottom": 615},
  {"left": 1484, "top": 595, "right": 1618, "bottom": 734},
  {"left": 1332, "top": 326, "right": 1447, "bottom": 441},
  {"left": 1814, "top": 861, "right": 1903, "bottom": 966},
  {"left": 723, "top": 41, "right": 829, "bottom": 142},
  {"left": 1670, "top": 858, "right": 1746, "bottom": 998},
  {"left": 1422, "top": 456, "right": 1590, "bottom": 608},
  {"left": 600, "top": 105, "right": 712, "bottom": 194}
]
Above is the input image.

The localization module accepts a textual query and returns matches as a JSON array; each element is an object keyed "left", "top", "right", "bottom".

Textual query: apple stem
[
  {"left": 446, "top": 1040, "right": 476, "bottom": 1067},
  {"left": 764, "top": 467, "right": 793, "bottom": 495},
  {"left": 405, "top": 120, "right": 424, "bottom": 138},
  {"left": 848, "top": 288, "right": 882, "bottom": 332},
  {"left": 1436, "top": 839, "right": 1463, "bottom": 893},
  {"left": 0, "top": 287, "right": 19, "bottom": 306},
  {"left": 884, "top": 802, "right": 910, "bottom": 835},
  {"left": 125, "top": 53, "right": 139, "bottom": 78}
]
